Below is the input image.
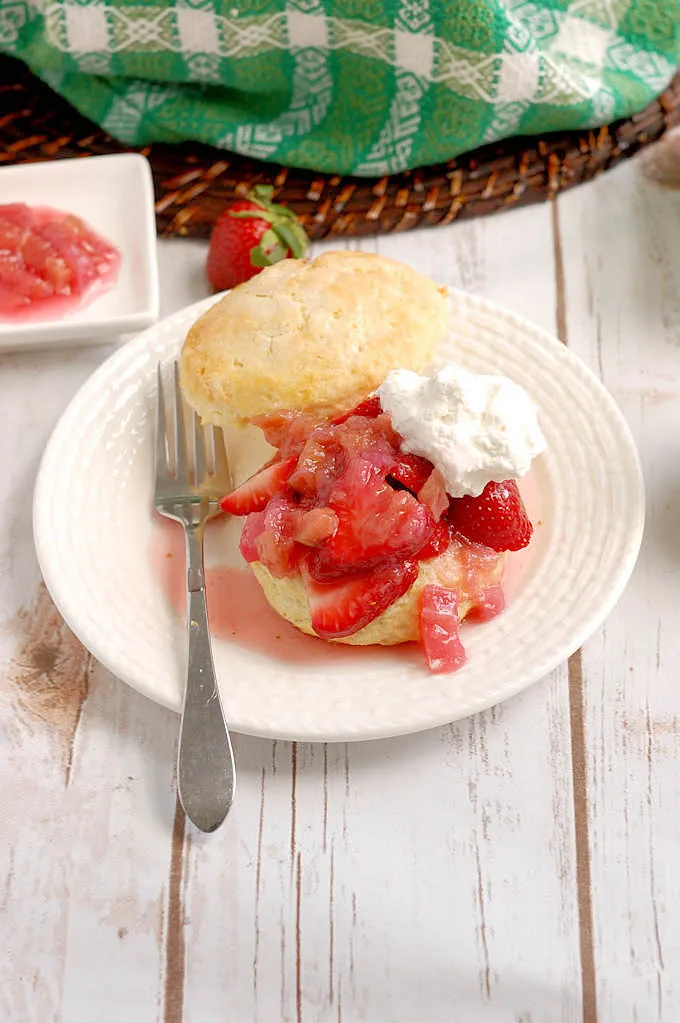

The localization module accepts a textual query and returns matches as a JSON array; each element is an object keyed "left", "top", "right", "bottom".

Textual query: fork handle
[{"left": 177, "top": 525, "right": 235, "bottom": 832}]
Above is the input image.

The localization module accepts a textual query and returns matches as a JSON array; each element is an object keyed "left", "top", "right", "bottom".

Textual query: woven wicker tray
[{"left": 2, "top": 55, "right": 679, "bottom": 240}]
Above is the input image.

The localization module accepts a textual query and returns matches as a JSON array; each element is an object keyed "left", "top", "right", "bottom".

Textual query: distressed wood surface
[{"left": 0, "top": 155, "right": 677, "bottom": 1022}]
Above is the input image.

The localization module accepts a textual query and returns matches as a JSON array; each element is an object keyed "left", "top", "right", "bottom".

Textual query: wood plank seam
[
  {"left": 162, "top": 798, "right": 188, "bottom": 1023},
  {"left": 552, "top": 198, "right": 598, "bottom": 1023}
]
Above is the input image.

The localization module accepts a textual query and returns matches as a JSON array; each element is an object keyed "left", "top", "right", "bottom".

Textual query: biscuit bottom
[{"left": 251, "top": 542, "right": 505, "bottom": 646}]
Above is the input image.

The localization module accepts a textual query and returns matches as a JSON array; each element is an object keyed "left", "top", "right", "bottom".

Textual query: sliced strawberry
[
  {"left": 351, "top": 395, "right": 382, "bottom": 417},
  {"left": 420, "top": 586, "right": 467, "bottom": 673},
  {"left": 308, "top": 458, "right": 435, "bottom": 581},
  {"left": 220, "top": 456, "right": 297, "bottom": 515},
  {"left": 415, "top": 518, "right": 450, "bottom": 560},
  {"left": 447, "top": 480, "right": 532, "bottom": 552},
  {"left": 239, "top": 510, "right": 267, "bottom": 562},
  {"left": 387, "top": 452, "right": 433, "bottom": 495},
  {"left": 417, "top": 468, "right": 449, "bottom": 520},
  {"left": 466, "top": 585, "right": 505, "bottom": 623},
  {"left": 295, "top": 507, "right": 339, "bottom": 546},
  {"left": 305, "top": 560, "right": 418, "bottom": 639},
  {"left": 331, "top": 395, "right": 382, "bottom": 425}
]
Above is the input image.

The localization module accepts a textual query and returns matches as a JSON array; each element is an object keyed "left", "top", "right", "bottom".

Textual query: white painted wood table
[{"left": 1, "top": 155, "right": 678, "bottom": 1023}]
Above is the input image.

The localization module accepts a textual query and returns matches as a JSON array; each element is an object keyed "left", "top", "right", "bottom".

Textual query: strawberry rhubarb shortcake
[{"left": 181, "top": 251, "right": 546, "bottom": 673}]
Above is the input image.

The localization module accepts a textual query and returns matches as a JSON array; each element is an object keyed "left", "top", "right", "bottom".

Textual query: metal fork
[{"left": 154, "top": 361, "right": 235, "bottom": 832}]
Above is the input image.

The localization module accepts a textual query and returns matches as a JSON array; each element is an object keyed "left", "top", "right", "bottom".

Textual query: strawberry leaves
[
  {"left": 250, "top": 229, "right": 288, "bottom": 268},
  {"left": 227, "top": 186, "right": 308, "bottom": 268}
]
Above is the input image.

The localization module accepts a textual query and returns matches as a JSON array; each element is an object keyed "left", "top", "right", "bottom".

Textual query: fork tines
[{"left": 155, "top": 360, "right": 232, "bottom": 500}]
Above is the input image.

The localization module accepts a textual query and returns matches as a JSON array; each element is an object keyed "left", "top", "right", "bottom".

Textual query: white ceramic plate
[
  {"left": 33, "top": 291, "right": 644, "bottom": 741},
  {"left": 0, "top": 154, "right": 159, "bottom": 351}
]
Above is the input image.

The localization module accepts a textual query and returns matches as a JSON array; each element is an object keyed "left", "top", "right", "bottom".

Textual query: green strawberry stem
[
  {"left": 250, "top": 185, "right": 275, "bottom": 204},
  {"left": 228, "top": 186, "right": 309, "bottom": 268}
]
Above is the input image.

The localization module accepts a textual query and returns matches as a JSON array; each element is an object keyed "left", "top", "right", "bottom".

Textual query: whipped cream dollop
[{"left": 377, "top": 364, "right": 546, "bottom": 498}]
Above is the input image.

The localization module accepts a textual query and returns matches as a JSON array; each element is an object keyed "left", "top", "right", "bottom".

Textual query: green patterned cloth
[{"left": 1, "top": 1, "right": 679, "bottom": 176}]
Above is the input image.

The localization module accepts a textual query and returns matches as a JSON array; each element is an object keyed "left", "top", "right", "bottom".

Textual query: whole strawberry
[
  {"left": 447, "top": 479, "right": 532, "bottom": 551},
  {"left": 206, "top": 185, "right": 309, "bottom": 291}
]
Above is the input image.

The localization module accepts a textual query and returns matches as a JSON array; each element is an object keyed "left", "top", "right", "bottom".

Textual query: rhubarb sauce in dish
[{"left": 0, "top": 203, "right": 120, "bottom": 321}]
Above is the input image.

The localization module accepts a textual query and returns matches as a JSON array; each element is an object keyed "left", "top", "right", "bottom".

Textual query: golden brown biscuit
[
  {"left": 180, "top": 250, "right": 449, "bottom": 426},
  {"left": 251, "top": 544, "right": 505, "bottom": 646}
]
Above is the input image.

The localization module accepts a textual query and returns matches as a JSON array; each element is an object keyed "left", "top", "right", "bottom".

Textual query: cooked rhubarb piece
[{"left": 420, "top": 586, "right": 467, "bottom": 673}]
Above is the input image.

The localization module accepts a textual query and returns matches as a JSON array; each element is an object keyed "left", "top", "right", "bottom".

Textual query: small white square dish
[{"left": 0, "top": 153, "right": 159, "bottom": 352}]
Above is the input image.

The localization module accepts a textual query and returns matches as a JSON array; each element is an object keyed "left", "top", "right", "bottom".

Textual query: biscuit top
[{"left": 180, "top": 250, "right": 449, "bottom": 425}]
